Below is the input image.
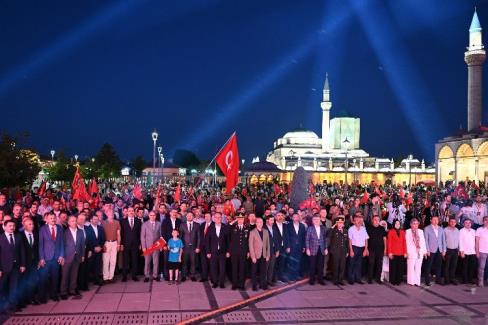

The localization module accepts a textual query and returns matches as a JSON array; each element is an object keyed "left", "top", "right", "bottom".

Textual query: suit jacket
[
  {"left": 0, "top": 232, "right": 25, "bottom": 273},
  {"left": 140, "top": 220, "right": 162, "bottom": 250},
  {"left": 63, "top": 228, "right": 86, "bottom": 264},
  {"left": 406, "top": 228, "right": 427, "bottom": 259},
  {"left": 266, "top": 225, "right": 279, "bottom": 255},
  {"left": 286, "top": 222, "right": 306, "bottom": 252},
  {"left": 249, "top": 228, "right": 270, "bottom": 260},
  {"left": 272, "top": 222, "right": 289, "bottom": 253},
  {"left": 120, "top": 217, "right": 142, "bottom": 248},
  {"left": 21, "top": 231, "right": 39, "bottom": 267},
  {"left": 199, "top": 222, "right": 213, "bottom": 253},
  {"left": 85, "top": 224, "right": 106, "bottom": 252},
  {"left": 39, "top": 224, "right": 64, "bottom": 261},
  {"left": 423, "top": 225, "right": 447, "bottom": 253},
  {"left": 205, "top": 223, "right": 230, "bottom": 255},
  {"left": 229, "top": 224, "right": 249, "bottom": 255},
  {"left": 305, "top": 225, "right": 327, "bottom": 256},
  {"left": 161, "top": 218, "right": 182, "bottom": 242},
  {"left": 179, "top": 221, "right": 200, "bottom": 250}
]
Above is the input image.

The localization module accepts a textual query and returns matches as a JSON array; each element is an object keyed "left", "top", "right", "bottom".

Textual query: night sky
[{"left": 0, "top": 0, "right": 485, "bottom": 164}]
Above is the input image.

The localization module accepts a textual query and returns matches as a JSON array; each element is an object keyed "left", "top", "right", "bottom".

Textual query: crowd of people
[{"left": 0, "top": 179, "right": 488, "bottom": 314}]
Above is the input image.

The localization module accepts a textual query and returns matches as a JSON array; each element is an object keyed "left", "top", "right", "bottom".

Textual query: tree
[
  {"left": 130, "top": 155, "right": 147, "bottom": 177},
  {"left": 45, "top": 151, "right": 76, "bottom": 182},
  {"left": 0, "top": 133, "right": 41, "bottom": 188},
  {"left": 173, "top": 149, "right": 200, "bottom": 169},
  {"left": 289, "top": 167, "right": 309, "bottom": 210},
  {"left": 94, "top": 143, "right": 122, "bottom": 179}
]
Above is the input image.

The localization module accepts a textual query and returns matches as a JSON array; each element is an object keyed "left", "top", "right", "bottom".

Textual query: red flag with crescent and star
[
  {"left": 142, "top": 238, "right": 167, "bottom": 256},
  {"left": 215, "top": 133, "right": 240, "bottom": 194}
]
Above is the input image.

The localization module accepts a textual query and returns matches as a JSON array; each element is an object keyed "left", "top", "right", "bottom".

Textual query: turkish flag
[
  {"left": 215, "top": 133, "right": 240, "bottom": 194},
  {"left": 143, "top": 238, "right": 167, "bottom": 256}
]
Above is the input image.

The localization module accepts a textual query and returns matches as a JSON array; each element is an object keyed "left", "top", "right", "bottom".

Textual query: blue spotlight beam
[
  {"left": 0, "top": 0, "right": 144, "bottom": 97},
  {"left": 179, "top": 9, "right": 352, "bottom": 151},
  {"left": 349, "top": 0, "right": 447, "bottom": 158}
]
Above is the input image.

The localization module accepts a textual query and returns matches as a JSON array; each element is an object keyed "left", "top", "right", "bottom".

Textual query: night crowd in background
[{"left": 1, "top": 176, "right": 488, "bottom": 314}]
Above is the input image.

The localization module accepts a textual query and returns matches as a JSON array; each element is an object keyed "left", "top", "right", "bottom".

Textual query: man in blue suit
[
  {"left": 424, "top": 215, "right": 447, "bottom": 286},
  {"left": 60, "top": 216, "right": 85, "bottom": 299},
  {"left": 0, "top": 219, "right": 25, "bottom": 312},
  {"left": 38, "top": 212, "right": 64, "bottom": 303},
  {"left": 305, "top": 215, "right": 328, "bottom": 285},
  {"left": 85, "top": 214, "right": 105, "bottom": 286},
  {"left": 286, "top": 213, "right": 306, "bottom": 281}
]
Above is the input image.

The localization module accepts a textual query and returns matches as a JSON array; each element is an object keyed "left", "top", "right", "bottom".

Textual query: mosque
[
  {"left": 244, "top": 72, "right": 436, "bottom": 185},
  {"left": 436, "top": 10, "right": 488, "bottom": 185}
]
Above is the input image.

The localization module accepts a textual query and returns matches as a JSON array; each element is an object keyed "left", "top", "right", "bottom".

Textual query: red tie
[
  {"left": 204, "top": 223, "right": 208, "bottom": 235},
  {"left": 51, "top": 226, "right": 56, "bottom": 240}
]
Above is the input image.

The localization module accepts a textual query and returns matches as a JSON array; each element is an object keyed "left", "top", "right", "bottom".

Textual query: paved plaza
[{"left": 4, "top": 278, "right": 488, "bottom": 324}]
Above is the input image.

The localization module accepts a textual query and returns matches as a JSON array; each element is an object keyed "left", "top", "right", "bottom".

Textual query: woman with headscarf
[
  {"left": 387, "top": 219, "right": 407, "bottom": 285},
  {"left": 405, "top": 218, "right": 427, "bottom": 286}
]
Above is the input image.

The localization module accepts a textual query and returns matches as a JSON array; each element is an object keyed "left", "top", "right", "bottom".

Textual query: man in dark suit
[
  {"left": 0, "top": 220, "right": 25, "bottom": 312},
  {"left": 179, "top": 212, "right": 200, "bottom": 282},
  {"left": 120, "top": 207, "right": 142, "bottom": 281},
  {"left": 265, "top": 215, "right": 280, "bottom": 287},
  {"left": 272, "top": 212, "right": 289, "bottom": 282},
  {"left": 38, "top": 212, "right": 64, "bottom": 303},
  {"left": 286, "top": 213, "right": 306, "bottom": 281},
  {"left": 198, "top": 213, "right": 213, "bottom": 282},
  {"left": 60, "top": 216, "right": 85, "bottom": 299},
  {"left": 161, "top": 209, "right": 181, "bottom": 280},
  {"left": 205, "top": 212, "right": 230, "bottom": 288},
  {"left": 305, "top": 215, "right": 328, "bottom": 285},
  {"left": 85, "top": 214, "right": 105, "bottom": 285},
  {"left": 229, "top": 213, "right": 249, "bottom": 290},
  {"left": 19, "top": 217, "right": 39, "bottom": 307}
]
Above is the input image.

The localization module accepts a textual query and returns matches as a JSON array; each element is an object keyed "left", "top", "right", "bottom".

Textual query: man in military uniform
[
  {"left": 329, "top": 217, "right": 349, "bottom": 285},
  {"left": 229, "top": 213, "right": 249, "bottom": 290}
]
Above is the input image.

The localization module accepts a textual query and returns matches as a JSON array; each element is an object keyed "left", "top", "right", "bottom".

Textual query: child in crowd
[{"left": 167, "top": 229, "right": 183, "bottom": 285}]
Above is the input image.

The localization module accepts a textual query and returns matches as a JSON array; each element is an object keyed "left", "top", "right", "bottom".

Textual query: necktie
[
  {"left": 29, "top": 233, "right": 33, "bottom": 246},
  {"left": 51, "top": 226, "right": 56, "bottom": 240},
  {"left": 152, "top": 222, "right": 155, "bottom": 230},
  {"left": 9, "top": 234, "right": 14, "bottom": 246},
  {"left": 204, "top": 223, "right": 208, "bottom": 235},
  {"left": 239, "top": 225, "right": 242, "bottom": 231},
  {"left": 189, "top": 222, "right": 192, "bottom": 233}
]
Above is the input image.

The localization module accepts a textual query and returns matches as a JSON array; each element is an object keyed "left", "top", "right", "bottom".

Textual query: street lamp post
[
  {"left": 151, "top": 130, "right": 158, "bottom": 184},
  {"left": 157, "top": 146, "right": 162, "bottom": 182},
  {"left": 50, "top": 150, "right": 55, "bottom": 162},
  {"left": 160, "top": 153, "right": 164, "bottom": 183},
  {"left": 343, "top": 137, "right": 350, "bottom": 186},
  {"left": 74, "top": 154, "right": 78, "bottom": 163}
]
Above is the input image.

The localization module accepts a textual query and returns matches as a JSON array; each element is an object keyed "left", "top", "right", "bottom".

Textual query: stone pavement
[{"left": 4, "top": 278, "right": 488, "bottom": 324}]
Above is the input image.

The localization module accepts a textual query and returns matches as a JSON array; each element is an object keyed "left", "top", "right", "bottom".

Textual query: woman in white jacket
[{"left": 405, "top": 218, "right": 427, "bottom": 286}]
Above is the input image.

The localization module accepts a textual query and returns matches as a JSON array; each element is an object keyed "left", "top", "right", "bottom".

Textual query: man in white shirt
[
  {"left": 347, "top": 214, "right": 369, "bottom": 284},
  {"left": 472, "top": 195, "right": 487, "bottom": 226},
  {"left": 475, "top": 216, "right": 488, "bottom": 287},
  {"left": 460, "top": 219, "right": 477, "bottom": 284}
]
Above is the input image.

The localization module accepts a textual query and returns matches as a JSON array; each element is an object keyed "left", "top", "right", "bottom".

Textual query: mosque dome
[{"left": 282, "top": 128, "right": 319, "bottom": 140}]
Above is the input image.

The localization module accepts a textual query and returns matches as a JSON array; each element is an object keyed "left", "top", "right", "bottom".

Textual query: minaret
[
  {"left": 321, "top": 73, "right": 332, "bottom": 151},
  {"left": 465, "top": 9, "right": 486, "bottom": 132}
]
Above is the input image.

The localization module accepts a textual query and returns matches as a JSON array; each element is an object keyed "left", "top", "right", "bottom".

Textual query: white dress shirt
[
  {"left": 91, "top": 224, "right": 99, "bottom": 239},
  {"left": 314, "top": 225, "right": 321, "bottom": 238},
  {"left": 294, "top": 223, "right": 299, "bottom": 235},
  {"left": 476, "top": 227, "right": 488, "bottom": 254},
  {"left": 69, "top": 227, "right": 77, "bottom": 245},
  {"left": 24, "top": 230, "right": 34, "bottom": 245},
  {"left": 459, "top": 227, "right": 476, "bottom": 255}
]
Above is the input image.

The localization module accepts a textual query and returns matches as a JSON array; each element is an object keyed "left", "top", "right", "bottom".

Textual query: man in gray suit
[
  {"left": 424, "top": 215, "right": 447, "bottom": 286},
  {"left": 60, "top": 215, "right": 85, "bottom": 300},
  {"left": 141, "top": 211, "right": 162, "bottom": 282},
  {"left": 179, "top": 212, "right": 200, "bottom": 282}
]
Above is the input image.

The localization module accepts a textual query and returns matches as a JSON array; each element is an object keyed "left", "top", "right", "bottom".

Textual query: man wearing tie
[
  {"left": 229, "top": 213, "right": 249, "bottom": 290},
  {"left": 38, "top": 212, "right": 64, "bottom": 303},
  {"left": 60, "top": 215, "right": 85, "bottom": 299},
  {"left": 272, "top": 212, "right": 289, "bottom": 283},
  {"left": 20, "top": 218, "right": 39, "bottom": 307},
  {"left": 85, "top": 214, "right": 105, "bottom": 286},
  {"left": 179, "top": 212, "right": 200, "bottom": 282},
  {"left": 205, "top": 213, "right": 230, "bottom": 288},
  {"left": 0, "top": 219, "right": 25, "bottom": 312},
  {"left": 286, "top": 213, "right": 306, "bottom": 282},
  {"left": 120, "top": 207, "right": 142, "bottom": 282},
  {"left": 198, "top": 213, "right": 212, "bottom": 282},
  {"left": 161, "top": 209, "right": 181, "bottom": 281},
  {"left": 141, "top": 211, "right": 161, "bottom": 282}
]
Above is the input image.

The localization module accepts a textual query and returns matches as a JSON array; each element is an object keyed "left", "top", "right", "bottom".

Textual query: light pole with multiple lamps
[
  {"left": 50, "top": 150, "right": 55, "bottom": 162},
  {"left": 151, "top": 130, "right": 158, "bottom": 184},
  {"left": 343, "top": 137, "right": 350, "bottom": 185}
]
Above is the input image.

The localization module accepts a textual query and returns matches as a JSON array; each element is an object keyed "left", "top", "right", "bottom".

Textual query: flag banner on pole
[{"left": 215, "top": 133, "right": 240, "bottom": 194}]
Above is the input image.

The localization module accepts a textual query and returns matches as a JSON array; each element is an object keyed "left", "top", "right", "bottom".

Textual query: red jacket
[{"left": 387, "top": 229, "right": 406, "bottom": 256}]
